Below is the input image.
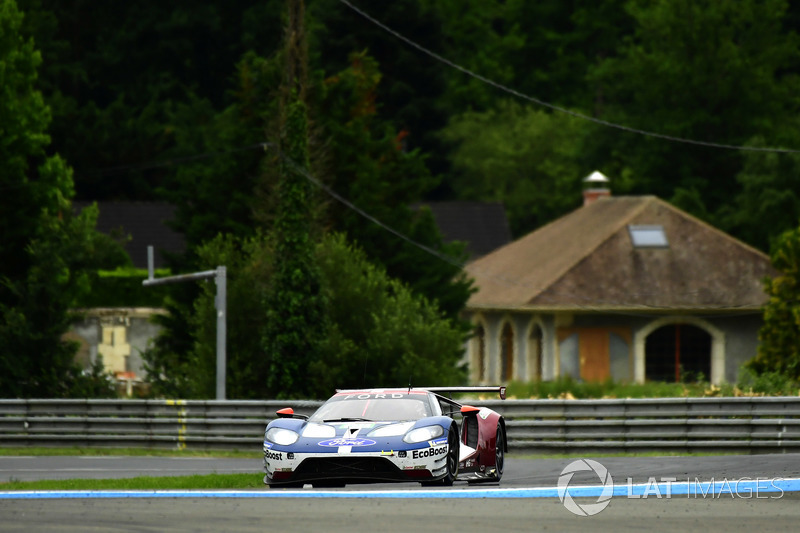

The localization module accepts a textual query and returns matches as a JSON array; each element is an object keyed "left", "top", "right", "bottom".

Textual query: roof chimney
[{"left": 582, "top": 171, "right": 610, "bottom": 206}]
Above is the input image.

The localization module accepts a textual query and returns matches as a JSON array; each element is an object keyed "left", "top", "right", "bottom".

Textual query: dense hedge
[{"left": 75, "top": 269, "right": 172, "bottom": 308}]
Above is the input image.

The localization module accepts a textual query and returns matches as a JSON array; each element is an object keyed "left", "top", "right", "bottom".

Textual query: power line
[
  {"left": 67, "top": 139, "right": 764, "bottom": 314},
  {"left": 275, "top": 146, "right": 765, "bottom": 315},
  {"left": 338, "top": 0, "right": 800, "bottom": 155}
]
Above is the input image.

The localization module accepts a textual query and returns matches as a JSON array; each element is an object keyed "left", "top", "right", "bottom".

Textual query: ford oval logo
[{"left": 318, "top": 438, "right": 376, "bottom": 447}]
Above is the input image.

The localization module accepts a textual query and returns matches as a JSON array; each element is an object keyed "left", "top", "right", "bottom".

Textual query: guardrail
[{"left": 1, "top": 397, "right": 799, "bottom": 454}]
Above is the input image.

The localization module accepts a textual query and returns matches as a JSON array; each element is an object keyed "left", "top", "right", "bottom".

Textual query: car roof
[{"left": 333, "top": 389, "right": 430, "bottom": 396}]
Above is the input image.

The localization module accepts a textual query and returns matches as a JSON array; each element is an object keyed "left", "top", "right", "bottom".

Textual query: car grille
[{"left": 293, "top": 456, "right": 405, "bottom": 482}]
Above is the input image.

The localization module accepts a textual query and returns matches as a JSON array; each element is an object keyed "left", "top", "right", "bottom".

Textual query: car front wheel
[{"left": 421, "top": 424, "right": 459, "bottom": 487}]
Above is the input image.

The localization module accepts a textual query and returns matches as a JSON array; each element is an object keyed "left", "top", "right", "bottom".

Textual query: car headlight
[
  {"left": 403, "top": 425, "right": 444, "bottom": 444},
  {"left": 265, "top": 427, "right": 300, "bottom": 446},
  {"left": 301, "top": 423, "right": 336, "bottom": 438},
  {"left": 368, "top": 422, "right": 414, "bottom": 438}
]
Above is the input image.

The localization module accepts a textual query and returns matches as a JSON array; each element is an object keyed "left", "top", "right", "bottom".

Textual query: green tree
[
  {"left": 310, "top": 234, "right": 466, "bottom": 394},
  {"left": 147, "top": 46, "right": 472, "bottom": 398},
  {"left": 147, "top": 232, "right": 465, "bottom": 399},
  {"left": 723, "top": 135, "right": 800, "bottom": 252},
  {"left": 0, "top": 0, "right": 115, "bottom": 398},
  {"left": 589, "top": 0, "right": 800, "bottom": 232},
  {"left": 310, "top": 0, "right": 451, "bottom": 172},
  {"left": 747, "top": 224, "right": 800, "bottom": 380},
  {"left": 17, "top": 0, "right": 287, "bottom": 201},
  {"left": 442, "top": 100, "right": 617, "bottom": 236},
  {"left": 144, "top": 232, "right": 273, "bottom": 399},
  {"left": 261, "top": 0, "right": 328, "bottom": 399},
  {"left": 318, "top": 51, "right": 474, "bottom": 319}
]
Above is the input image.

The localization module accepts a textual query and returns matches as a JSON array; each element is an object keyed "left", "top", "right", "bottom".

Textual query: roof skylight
[{"left": 628, "top": 225, "right": 668, "bottom": 248}]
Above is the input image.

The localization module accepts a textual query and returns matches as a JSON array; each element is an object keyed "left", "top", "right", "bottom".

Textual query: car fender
[{"left": 462, "top": 407, "right": 505, "bottom": 466}]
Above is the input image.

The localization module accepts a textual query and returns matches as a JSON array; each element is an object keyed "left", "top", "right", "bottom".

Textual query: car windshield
[{"left": 310, "top": 393, "right": 432, "bottom": 422}]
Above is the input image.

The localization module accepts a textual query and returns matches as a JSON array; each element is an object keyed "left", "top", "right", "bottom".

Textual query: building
[
  {"left": 69, "top": 202, "right": 183, "bottom": 392},
  {"left": 462, "top": 173, "right": 776, "bottom": 385},
  {"left": 73, "top": 201, "right": 184, "bottom": 269},
  {"left": 421, "top": 201, "right": 512, "bottom": 259},
  {"left": 69, "top": 200, "right": 510, "bottom": 391}
]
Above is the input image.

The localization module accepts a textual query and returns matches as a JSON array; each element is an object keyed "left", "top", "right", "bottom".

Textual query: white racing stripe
[{"left": 337, "top": 425, "right": 361, "bottom": 454}]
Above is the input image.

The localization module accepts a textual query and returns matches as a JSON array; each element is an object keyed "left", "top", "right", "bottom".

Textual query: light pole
[{"left": 142, "top": 246, "right": 227, "bottom": 400}]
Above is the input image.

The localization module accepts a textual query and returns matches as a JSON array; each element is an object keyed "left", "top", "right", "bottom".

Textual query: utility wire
[
  {"left": 275, "top": 146, "right": 766, "bottom": 315},
  {"left": 65, "top": 139, "right": 766, "bottom": 315},
  {"left": 338, "top": 0, "right": 800, "bottom": 155}
]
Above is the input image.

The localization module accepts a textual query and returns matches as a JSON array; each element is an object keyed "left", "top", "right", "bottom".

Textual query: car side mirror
[
  {"left": 276, "top": 407, "right": 309, "bottom": 420},
  {"left": 460, "top": 405, "right": 481, "bottom": 417}
]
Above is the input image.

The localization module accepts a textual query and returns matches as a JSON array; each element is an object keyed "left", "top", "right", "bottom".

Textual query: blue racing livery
[{"left": 263, "top": 387, "right": 507, "bottom": 488}]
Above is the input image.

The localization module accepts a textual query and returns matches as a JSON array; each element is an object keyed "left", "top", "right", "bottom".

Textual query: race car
[{"left": 263, "top": 386, "right": 507, "bottom": 488}]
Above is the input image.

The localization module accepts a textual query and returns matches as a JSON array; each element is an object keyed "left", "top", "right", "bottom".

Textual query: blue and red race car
[{"left": 263, "top": 387, "right": 507, "bottom": 488}]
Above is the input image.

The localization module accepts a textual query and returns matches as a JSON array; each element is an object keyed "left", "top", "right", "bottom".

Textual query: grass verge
[
  {"left": 0, "top": 448, "right": 738, "bottom": 491},
  {"left": 0, "top": 447, "right": 260, "bottom": 459},
  {"left": 0, "top": 473, "right": 263, "bottom": 491}
]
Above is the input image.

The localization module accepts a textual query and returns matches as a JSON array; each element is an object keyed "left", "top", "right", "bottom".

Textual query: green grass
[
  {"left": 0, "top": 447, "right": 261, "bottom": 458},
  {"left": 0, "top": 473, "right": 263, "bottom": 491},
  {"left": 0, "top": 447, "right": 264, "bottom": 491},
  {"left": 0, "top": 447, "right": 737, "bottom": 492}
]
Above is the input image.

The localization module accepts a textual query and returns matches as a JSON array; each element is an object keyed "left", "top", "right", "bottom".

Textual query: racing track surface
[{"left": 2, "top": 454, "right": 800, "bottom": 532}]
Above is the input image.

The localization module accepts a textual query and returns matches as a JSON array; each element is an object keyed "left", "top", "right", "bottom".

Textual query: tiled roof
[
  {"left": 466, "top": 196, "right": 776, "bottom": 311},
  {"left": 422, "top": 201, "right": 512, "bottom": 258},
  {"left": 74, "top": 201, "right": 184, "bottom": 269}
]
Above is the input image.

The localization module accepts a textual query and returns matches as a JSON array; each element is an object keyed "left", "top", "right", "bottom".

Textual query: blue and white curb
[{"left": 2, "top": 478, "right": 800, "bottom": 499}]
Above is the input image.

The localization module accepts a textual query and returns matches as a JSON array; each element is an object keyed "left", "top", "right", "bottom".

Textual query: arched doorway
[
  {"left": 645, "top": 324, "right": 711, "bottom": 382},
  {"left": 472, "top": 324, "right": 486, "bottom": 383}
]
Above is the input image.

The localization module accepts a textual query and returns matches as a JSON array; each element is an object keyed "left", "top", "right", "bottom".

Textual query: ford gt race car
[{"left": 263, "top": 386, "right": 507, "bottom": 488}]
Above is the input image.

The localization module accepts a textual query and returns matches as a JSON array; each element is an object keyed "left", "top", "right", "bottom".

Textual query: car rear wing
[{"left": 417, "top": 386, "right": 506, "bottom": 400}]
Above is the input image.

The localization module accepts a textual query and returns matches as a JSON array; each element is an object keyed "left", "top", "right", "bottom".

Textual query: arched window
[
  {"left": 473, "top": 325, "right": 486, "bottom": 383},
  {"left": 645, "top": 324, "right": 711, "bottom": 382},
  {"left": 528, "top": 324, "right": 543, "bottom": 381},
  {"left": 501, "top": 323, "right": 514, "bottom": 382}
]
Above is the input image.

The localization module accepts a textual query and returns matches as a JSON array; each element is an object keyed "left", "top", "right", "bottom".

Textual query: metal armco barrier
[{"left": 1, "top": 397, "right": 800, "bottom": 454}]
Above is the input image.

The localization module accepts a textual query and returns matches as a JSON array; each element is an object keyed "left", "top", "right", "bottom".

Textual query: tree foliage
[
  {"left": 747, "top": 225, "right": 800, "bottom": 380},
  {"left": 310, "top": 233, "right": 466, "bottom": 394},
  {"left": 317, "top": 51, "right": 474, "bottom": 318},
  {"left": 145, "top": 232, "right": 465, "bottom": 399},
  {"left": 11, "top": 0, "right": 800, "bottom": 397},
  {"left": 588, "top": 0, "right": 800, "bottom": 229},
  {"left": 0, "top": 0, "right": 116, "bottom": 398},
  {"left": 442, "top": 100, "right": 609, "bottom": 237}
]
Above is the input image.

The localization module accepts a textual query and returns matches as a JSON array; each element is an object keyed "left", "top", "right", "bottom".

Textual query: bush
[
  {"left": 736, "top": 366, "right": 799, "bottom": 396},
  {"left": 75, "top": 268, "right": 172, "bottom": 308}
]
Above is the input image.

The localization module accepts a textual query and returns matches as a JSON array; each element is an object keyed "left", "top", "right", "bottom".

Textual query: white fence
[{"left": 2, "top": 397, "right": 800, "bottom": 454}]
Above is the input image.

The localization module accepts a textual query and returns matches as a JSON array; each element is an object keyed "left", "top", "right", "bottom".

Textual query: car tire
[
  {"left": 421, "top": 424, "right": 459, "bottom": 487},
  {"left": 492, "top": 423, "right": 505, "bottom": 482}
]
